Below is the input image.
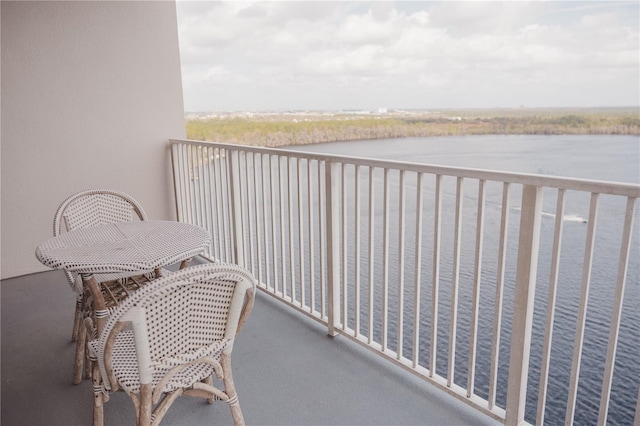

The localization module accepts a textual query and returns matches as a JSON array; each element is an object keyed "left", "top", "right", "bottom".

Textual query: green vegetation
[{"left": 185, "top": 108, "right": 640, "bottom": 148}]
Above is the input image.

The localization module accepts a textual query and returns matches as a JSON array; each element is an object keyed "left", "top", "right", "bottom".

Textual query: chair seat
[{"left": 89, "top": 331, "right": 229, "bottom": 394}]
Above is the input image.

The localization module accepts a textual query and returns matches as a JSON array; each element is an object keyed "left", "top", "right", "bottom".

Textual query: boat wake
[
  {"left": 562, "top": 214, "right": 589, "bottom": 223},
  {"left": 511, "top": 207, "right": 588, "bottom": 223}
]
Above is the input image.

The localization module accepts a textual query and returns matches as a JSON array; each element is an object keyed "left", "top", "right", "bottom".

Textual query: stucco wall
[{"left": 1, "top": 1, "right": 186, "bottom": 278}]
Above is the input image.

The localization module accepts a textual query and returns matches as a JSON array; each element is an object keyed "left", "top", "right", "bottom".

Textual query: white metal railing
[{"left": 170, "top": 139, "right": 640, "bottom": 426}]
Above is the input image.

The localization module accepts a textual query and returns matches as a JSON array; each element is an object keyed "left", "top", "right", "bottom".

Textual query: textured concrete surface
[{"left": 2, "top": 267, "right": 500, "bottom": 426}]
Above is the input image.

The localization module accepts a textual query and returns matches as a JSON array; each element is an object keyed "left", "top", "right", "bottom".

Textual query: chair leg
[
  {"left": 84, "top": 318, "right": 95, "bottom": 380},
  {"left": 229, "top": 396, "right": 244, "bottom": 426},
  {"left": 72, "top": 294, "right": 83, "bottom": 341},
  {"left": 138, "top": 384, "right": 153, "bottom": 426},
  {"left": 178, "top": 257, "right": 192, "bottom": 270},
  {"left": 92, "top": 362, "right": 104, "bottom": 426},
  {"left": 221, "top": 353, "right": 245, "bottom": 426},
  {"left": 74, "top": 325, "right": 86, "bottom": 384},
  {"left": 202, "top": 376, "right": 215, "bottom": 404}
]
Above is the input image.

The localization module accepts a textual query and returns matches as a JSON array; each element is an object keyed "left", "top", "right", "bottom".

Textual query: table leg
[
  {"left": 179, "top": 258, "right": 193, "bottom": 270},
  {"left": 74, "top": 274, "right": 108, "bottom": 385}
]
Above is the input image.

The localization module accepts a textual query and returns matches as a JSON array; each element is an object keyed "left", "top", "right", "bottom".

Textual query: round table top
[{"left": 35, "top": 220, "right": 211, "bottom": 275}]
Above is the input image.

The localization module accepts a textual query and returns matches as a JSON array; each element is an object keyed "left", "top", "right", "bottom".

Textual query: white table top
[{"left": 36, "top": 220, "right": 211, "bottom": 275}]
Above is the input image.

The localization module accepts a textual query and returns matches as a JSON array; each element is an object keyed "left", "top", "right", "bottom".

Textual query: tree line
[{"left": 186, "top": 111, "right": 640, "bottom": 148}]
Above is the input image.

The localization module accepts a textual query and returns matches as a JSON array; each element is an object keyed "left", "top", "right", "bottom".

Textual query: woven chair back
[
  {"left": 53, "top": 189, "right": 147, "bottom": 291},
  {"left": 54, "top": 189, "right": 147, "bottom": 235},
  {"left": 144, "top": 277, "right": 237, "bottom": 360}
]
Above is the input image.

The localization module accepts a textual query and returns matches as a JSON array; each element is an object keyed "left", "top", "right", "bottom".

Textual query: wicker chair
[
  {"left": 88, "top": 263, "right": 257, "bottom": 426},
  {"left": 54, "top": 189, "right": 162, "bottom": 383}
]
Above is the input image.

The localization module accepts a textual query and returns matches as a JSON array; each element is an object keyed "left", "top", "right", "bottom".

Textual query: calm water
[{"left": 290, "top": 135, "right": 640, "bottom": 425}]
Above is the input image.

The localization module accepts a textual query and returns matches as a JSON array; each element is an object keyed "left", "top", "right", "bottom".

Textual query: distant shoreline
[{"left": 185, "top": 108, "right": 640, "bottom": 147}]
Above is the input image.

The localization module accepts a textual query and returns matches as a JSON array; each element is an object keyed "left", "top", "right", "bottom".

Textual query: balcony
[{"left": 2, "top": 139, "right": 638, "bottom": 426}]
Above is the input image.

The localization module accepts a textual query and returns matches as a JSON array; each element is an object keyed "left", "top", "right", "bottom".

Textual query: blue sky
[{"left": 176, "top": 1, "right": 640, "bottom": 112}]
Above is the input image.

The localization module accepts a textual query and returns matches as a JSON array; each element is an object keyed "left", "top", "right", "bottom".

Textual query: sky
[{"left": 175, "top": 1, "right": 640, "bottom": 112}]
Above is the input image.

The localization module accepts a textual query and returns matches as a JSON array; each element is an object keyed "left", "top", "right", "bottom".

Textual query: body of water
[{"left": 288, "top": 135, "right": 639, "bottom": 425}]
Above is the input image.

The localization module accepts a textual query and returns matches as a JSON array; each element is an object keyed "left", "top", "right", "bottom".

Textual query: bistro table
[{"left": 35, "top": 220, "right": 211, "bottom": 384}]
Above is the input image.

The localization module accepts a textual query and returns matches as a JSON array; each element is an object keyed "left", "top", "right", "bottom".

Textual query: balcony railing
[{"left": 170, "top": 139, "right": 639, "bottom": 426}]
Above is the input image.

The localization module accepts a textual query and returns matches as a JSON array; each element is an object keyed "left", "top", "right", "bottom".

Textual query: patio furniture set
[{"left": 35, "top": 189, "right": 256, "bottom": 426}]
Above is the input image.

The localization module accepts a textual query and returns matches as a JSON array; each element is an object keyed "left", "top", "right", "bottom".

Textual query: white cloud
[
  {"left": 176, "top": 0, "right": 640, "bottom": 111},
  {"left": 335, "top": 9, "right": 402, "bottom": 45}
]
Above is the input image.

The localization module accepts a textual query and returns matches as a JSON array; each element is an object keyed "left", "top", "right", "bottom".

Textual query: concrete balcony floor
[{"left": 2, "top": 266, "right": 499, "bottom": 426}]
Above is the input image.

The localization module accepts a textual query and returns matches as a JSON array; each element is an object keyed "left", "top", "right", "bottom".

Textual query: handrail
[{"left": 170, "top": 139, "right": 640, "bottom": 197}]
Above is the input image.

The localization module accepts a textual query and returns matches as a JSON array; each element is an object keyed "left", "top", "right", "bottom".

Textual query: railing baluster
[
  {"left": 308, "top": 159, "right": 315, "bottom": 313},
  {"left": 598, "top": 197, "right": 637, "bottom": 425},
  {"left": 288, "top": 157, "right": 296, "bottom": 303},
  {"left": 170, "top": 144, "right": 185, "bottom": 222},
  {"left": 227, "top": 150, "right": 245, "bottom": 267},
  {"left": 261, "top": 154, "right": 272, "bottom": 290},
  {"left": 238, "top": 150, "right": 248, "bottom": 268},
  {"left": 202, "top": 147, "right": 215, "bottom": 260},
  {"left": 193, "top": 145, "right": 202, "bottom": 241},
  {"left": 413, "top": 172, "right": 424, "bottom": 368},
  {"left": 397, "top": 170, "right": 406, "bottom": 360},
  {"left": 382, "top": 168, "right": 390, "bottom": 352},
  {"left": 186, "top": 145, "right": 197, "bottom": 224},
  {"left": 354, "top": 164, "right": 361, "bottom": 337},
  {"left": 252, "top": 153, "right": 264, "bottom": 284},
  {"left": 269, "top": 155, "right": 279, "bottom": 293},
  {"left": 238, "top": 151, "right": 253, "bottom": 268},
  {"left": 208, "top": 147, "right": 220, "bottom": 260},
  {"left": 430, "top": 174, "right": 442, "bottom": 378},
  {"left": 489, "top": 182, "right": 510, "bottom": 409},
  {"left": 205, "top": 148, "right": 214, "bottom": 239},
  {"left": 319, "top": 161, "right": 327, "bottom": 319},
  {"left": 193, "top": 145, "right": 204, "bottom": 229},
  {"left": 279, "top": 156, "right": 287, "bottom": 299},
  {"left": 214, "top": 148, "right": 227, "bottom": 260},
  {"left": 506, "top": 185, "right": 543, "bottom": 426},
  {"left": 536, "top": 188, "right": 566, "bottom": 425},
  {"left": 208, "top": 149, "right": 216, "bottom": 242},
  {"left": 188, "top": 144, "right": 197, "bottom": 227},
  {"left": 368, "top": 166, "right": 376, "bottom": 345},
  {"left": 203, "top": 147, "right": 213, "bottom": 235},
  {"left": 190, "top": 145, "right": 198, "bottom": 227},
  {"left": 198, "top": 146, "right": 208, "bottom": 231},
  {"left": 297, "top": 157, "right": 305, "bottom": 308},
  {"left": 225, "top": 149, "right": 235, "bottom": 260},
  {"left": 242, "top": 152, "right": 253, "bottom": 272},
  {"left": 448, "top": 176, "right": 464, "bottom": 387},
  {"left": 467, "top": 179, "right": 486, "bottom": 397},
  {"left": 342, "top": 163, "right": 348, "bottom": 329},
  {"left": 326, "top": 160, "right": 341, "bottom": 336},
  {"left": 203, "top": 145, "right": 215, "bottom": 256},
  {"left": 214, "top": 148, "right": 224, "bottom": 259},
  {"left": 566, "top": 193, "right": 600, "bottom": 425}
]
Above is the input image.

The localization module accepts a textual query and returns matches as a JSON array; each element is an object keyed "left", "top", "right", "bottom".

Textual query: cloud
[{"left": 176, "top": 0, "right": 640, "bottom": 111}]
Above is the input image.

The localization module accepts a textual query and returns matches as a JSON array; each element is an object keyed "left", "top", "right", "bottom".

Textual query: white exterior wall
[{"left": 1, "top": 1, "right": 187, "bottom": 278}]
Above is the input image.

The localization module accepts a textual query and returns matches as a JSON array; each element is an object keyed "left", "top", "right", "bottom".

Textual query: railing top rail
[{"left": 170, "top": 139, "right": 640, "bottom": 198}]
